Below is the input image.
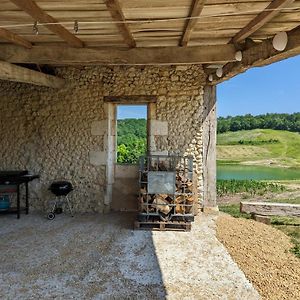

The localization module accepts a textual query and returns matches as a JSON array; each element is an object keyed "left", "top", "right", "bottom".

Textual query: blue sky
[
  {"left": 117, "top": 56, "right": 300, "bottom": 119},
  {"left": 117, "top": 105, "right": 147, "bottom": 119},
  {"left": 218, "top": 55, "right": 300, "bottom": 117}
]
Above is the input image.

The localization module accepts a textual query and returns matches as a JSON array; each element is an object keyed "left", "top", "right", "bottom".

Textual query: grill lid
[{"left": 49, "top": 181, "right": 73, "bottom": 196}]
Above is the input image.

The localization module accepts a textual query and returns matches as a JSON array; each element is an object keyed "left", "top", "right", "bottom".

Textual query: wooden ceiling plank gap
[
  {"left": 0, "top": 27, "right": 32, "bottom": 48},
  {"left": 105, "top": 0, "right": 136, "bottom": 48},
  {"left": 180, "top": 0, "right": 206, "bottom": 46},
  {"left": 9, "top": 0, "right": 84, "bottom": 48}
]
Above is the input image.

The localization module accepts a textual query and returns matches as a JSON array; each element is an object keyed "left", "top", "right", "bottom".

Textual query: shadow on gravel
[{"left": 0, "top": 212, "right": 167, "bottom": 299}]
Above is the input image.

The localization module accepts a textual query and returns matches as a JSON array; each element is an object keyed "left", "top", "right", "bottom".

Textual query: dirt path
[
  {"left": 216, "top": 214, "right": 300, "bottom": 300},
  {"left": 0, "top": 213, "right": 259, "bottom": 300}
]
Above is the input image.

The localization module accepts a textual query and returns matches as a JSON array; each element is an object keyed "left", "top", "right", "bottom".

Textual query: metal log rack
[{"left": 138, "top": 155, "right": 196, "bottom": 223}]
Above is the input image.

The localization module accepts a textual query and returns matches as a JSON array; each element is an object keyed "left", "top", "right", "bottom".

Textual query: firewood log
[
  {"left": 185, "top": 195, "right": 195, "bottom": 213},
  {"left": 159, "top": 194, "right": 173, "bottom": 203},
  {"left": 140, "top": 187, "right": 147, "bottom": 195},
  {"left": 139, "top": 196, "right": 147, "bottom": 212},
  {"left": 175, "top": 195, "right": 185, "bottom": 204},
  {"left": 152, "top": 196, "right": 171, "bottom": 214},
  {"left": 141, "top": 173, "right": 147, "bottom": 182},
  {"left": 158, "top": 161, "right": 168, "bottom": 171},
  {"left": 139, "top": 195, "right": 154, "bottom": 212},
  {"left": 175, "top": 204, "right": 185, "bottom": 214},
  {"left": 176, "top": 179, "right": 182, "bottom": 190}
]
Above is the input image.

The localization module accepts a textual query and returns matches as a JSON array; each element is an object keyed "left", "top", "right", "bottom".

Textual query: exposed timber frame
[
  {"left": 105, "top": 0, "right": 136, "bottom": 48},
  {"left": 209, "top": 25, "right": 300, "bottom": 84},
  {"left": 10, "top": 0, "right": 83, "bottom": 48},
  {"left": 231, "top": 0, "right": 295, "bottom": 44},
  {"left": 104, "top": 95, "right": 157, "bottom": 103},
  {"left": 0, "top": 44, "right": 236, "bottom": 65},
  {"left": 0, "top": 28, "right": 32, "bottom": 49},
  {"left": 0, "top": 60, "right": 65, "bottom": 88},
  {"left": 202, "top": 85, "right": 217, "bottom": 210},
  {"left": 180, "top": 0, "right": 206, "bottom": 47}
]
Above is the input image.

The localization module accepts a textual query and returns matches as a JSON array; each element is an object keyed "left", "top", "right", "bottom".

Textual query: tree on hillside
[
  {"left": 117, "top": 119, "right": 147, "bottom": 164},
  {"left": 217, "top": 113, "right": 300, "bottom": 133}
]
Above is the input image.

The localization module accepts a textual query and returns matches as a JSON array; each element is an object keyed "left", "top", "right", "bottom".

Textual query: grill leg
[
  {"left": 25, "top": 182, "right": 29, "bottom": 214},
  {"left": 17, "top": 184, "right": 20, "bottom": 219},
  {"left": 65, "top": 196, "right": 74, "bottom": 217},
  {"left": 51, "top": 200, "right": 57, "bottom": 213}
]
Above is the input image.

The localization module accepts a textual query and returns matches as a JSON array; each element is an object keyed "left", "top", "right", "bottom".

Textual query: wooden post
[
  {"left": 103, "top": 102, "right": 116, "bottom": 212},
  {"left": 202, "top": 85, "right": 218, "bottom": 211}
]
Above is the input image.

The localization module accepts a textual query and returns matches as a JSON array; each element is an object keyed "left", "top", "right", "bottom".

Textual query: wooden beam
[
  {"left": 0, "top": 44, "right": 236, "bottom": 65},
  {"left": 0, "top": 28, "right": 32, "bottom": 49},
  {"left": 241, "top": 201, "right": 300, "bottom": 217},
  {"left": 10, "top": 0, "right": 83, "bottom": 48},
  {"left": 202, "top": 86, "right": 217, "bottom": 209},
  {"left": 105, "top": 0, "right": 136, "bottom": 48},
  {"left": 252, "top": 214, "right": 271, "bottom": 225},
  {"left": 231, "top": 0, "right": 295, "bottom": 44},
  {"left": 0, "top": 60, "right": 65, "bottom": 88},
  {"left": 180, "top": 0, "right": 206, "bottom": 47},
  {"left": 210, "top": 25, "right": 300, "bottom": 84},
  {"left": 104, "top": 95, "right": 157, "bottom": 103}
]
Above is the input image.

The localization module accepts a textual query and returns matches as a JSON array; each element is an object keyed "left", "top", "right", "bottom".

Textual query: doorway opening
[{"left": 116, "top": 105, "right": 148, "bottom": 164}]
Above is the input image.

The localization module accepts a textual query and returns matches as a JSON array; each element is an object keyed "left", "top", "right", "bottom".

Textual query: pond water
[{"left": 217, "top": 164, "right": 300, "bottom": 180}]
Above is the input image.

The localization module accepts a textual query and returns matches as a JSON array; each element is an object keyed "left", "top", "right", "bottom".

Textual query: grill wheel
[{"left": 47, "top": 212, "right": 55, "bottom": 220}]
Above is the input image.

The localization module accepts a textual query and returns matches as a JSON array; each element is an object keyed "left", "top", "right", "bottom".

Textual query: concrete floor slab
[{"left": 0, "top": 213, "right": 260, "bottom": 299}]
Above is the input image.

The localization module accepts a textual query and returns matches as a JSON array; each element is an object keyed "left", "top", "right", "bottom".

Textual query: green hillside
[
  {"left": 116, "top": 118, "right": 300, "bottom": 168},
  {"left": 217, "top": 129, "right": 300, "bottom": 168}
]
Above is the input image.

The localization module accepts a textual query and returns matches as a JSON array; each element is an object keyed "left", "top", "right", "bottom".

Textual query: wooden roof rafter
[
  {"left": 180, "top": 0, "right": 206, "bottom": 47},
  {"left": 9, "top": 0, "right": 84, "bottom": 48},
  {"left": 105, "top": 0, "right": 136, "bottom": 48},
  {"left": 0, "top": 27, "right": 32, "bottom": 49},
  {"left": 231, "top": 0, "right": 295, "bottom": 45},
  {"left": 209, "top": 25, "right": 300, "bottom": 84},
  {"left": 0, "top": 60, "right": 65, "bottom": 88}
]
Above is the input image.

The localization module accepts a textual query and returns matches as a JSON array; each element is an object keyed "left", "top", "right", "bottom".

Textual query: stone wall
[{"left": 0, "top": 65, "right": 207, "bottom": 212}]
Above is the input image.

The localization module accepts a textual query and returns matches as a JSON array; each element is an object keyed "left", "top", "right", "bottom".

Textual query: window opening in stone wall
[{"left": 116, "top": 105, "right": 147, "bottom": 164}]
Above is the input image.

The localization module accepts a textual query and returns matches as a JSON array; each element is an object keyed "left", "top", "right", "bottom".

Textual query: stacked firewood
[{"left": 139, "top": 174, "right": 195, "bottom": 216}]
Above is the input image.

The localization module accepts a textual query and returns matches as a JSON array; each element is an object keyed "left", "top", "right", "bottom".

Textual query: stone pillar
[{"left": 202, "top": 85, "right": 218, "bottom": 211}]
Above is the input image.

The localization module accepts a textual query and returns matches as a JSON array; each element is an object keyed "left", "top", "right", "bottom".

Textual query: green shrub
[{"left": 217, "top": 179, "right": 285, "bottom": 197}]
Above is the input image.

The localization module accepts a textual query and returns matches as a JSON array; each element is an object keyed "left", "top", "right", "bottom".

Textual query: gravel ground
[
  {"left": 216, "top": 214, "right": 300, "bottom": 300},
  {"left": 0, "top": 212, "right": 259, "bottom": 299}
]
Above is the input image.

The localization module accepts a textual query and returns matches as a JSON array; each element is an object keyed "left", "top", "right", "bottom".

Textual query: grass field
[{"left": 217, "top": 129, "right": 300, "bottom": 168}]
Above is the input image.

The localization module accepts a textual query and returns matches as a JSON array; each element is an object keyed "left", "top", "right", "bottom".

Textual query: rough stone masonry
[{"left": 0, "top": 65, "right": 211, "bottom": 213}]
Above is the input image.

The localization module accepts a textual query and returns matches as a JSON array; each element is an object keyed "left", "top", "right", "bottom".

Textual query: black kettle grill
[
  {"left": 47, "top": 181, "right": 74, "bottom": 220},
  {"left": 49, "top": 181, "right": 73, "bottom": 196}
]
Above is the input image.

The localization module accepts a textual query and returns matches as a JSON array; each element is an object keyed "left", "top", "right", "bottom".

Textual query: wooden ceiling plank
[
  {"left": 9, "top": 0, "right": 84, "bottom": 48},
  {"left": 0, "top": 27, "right": 32, "bottom": 48},
  {"left": 0, "top": 60, "right": 65, "bottom": 88},
  {"left": 180, "top": 0, "right": 206, "bottom": 46},
  {"left": 211, "top": 25, "right": 300, "bottom": 84},
  {"left": 105, "top": 0, "right": 136, "bottom": 48},
  {"left": 231, "top": 0, "right": 295, "bottom": 44},
  {"left": 0, "top": 44, "right": 237, "bottom": 65}
]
